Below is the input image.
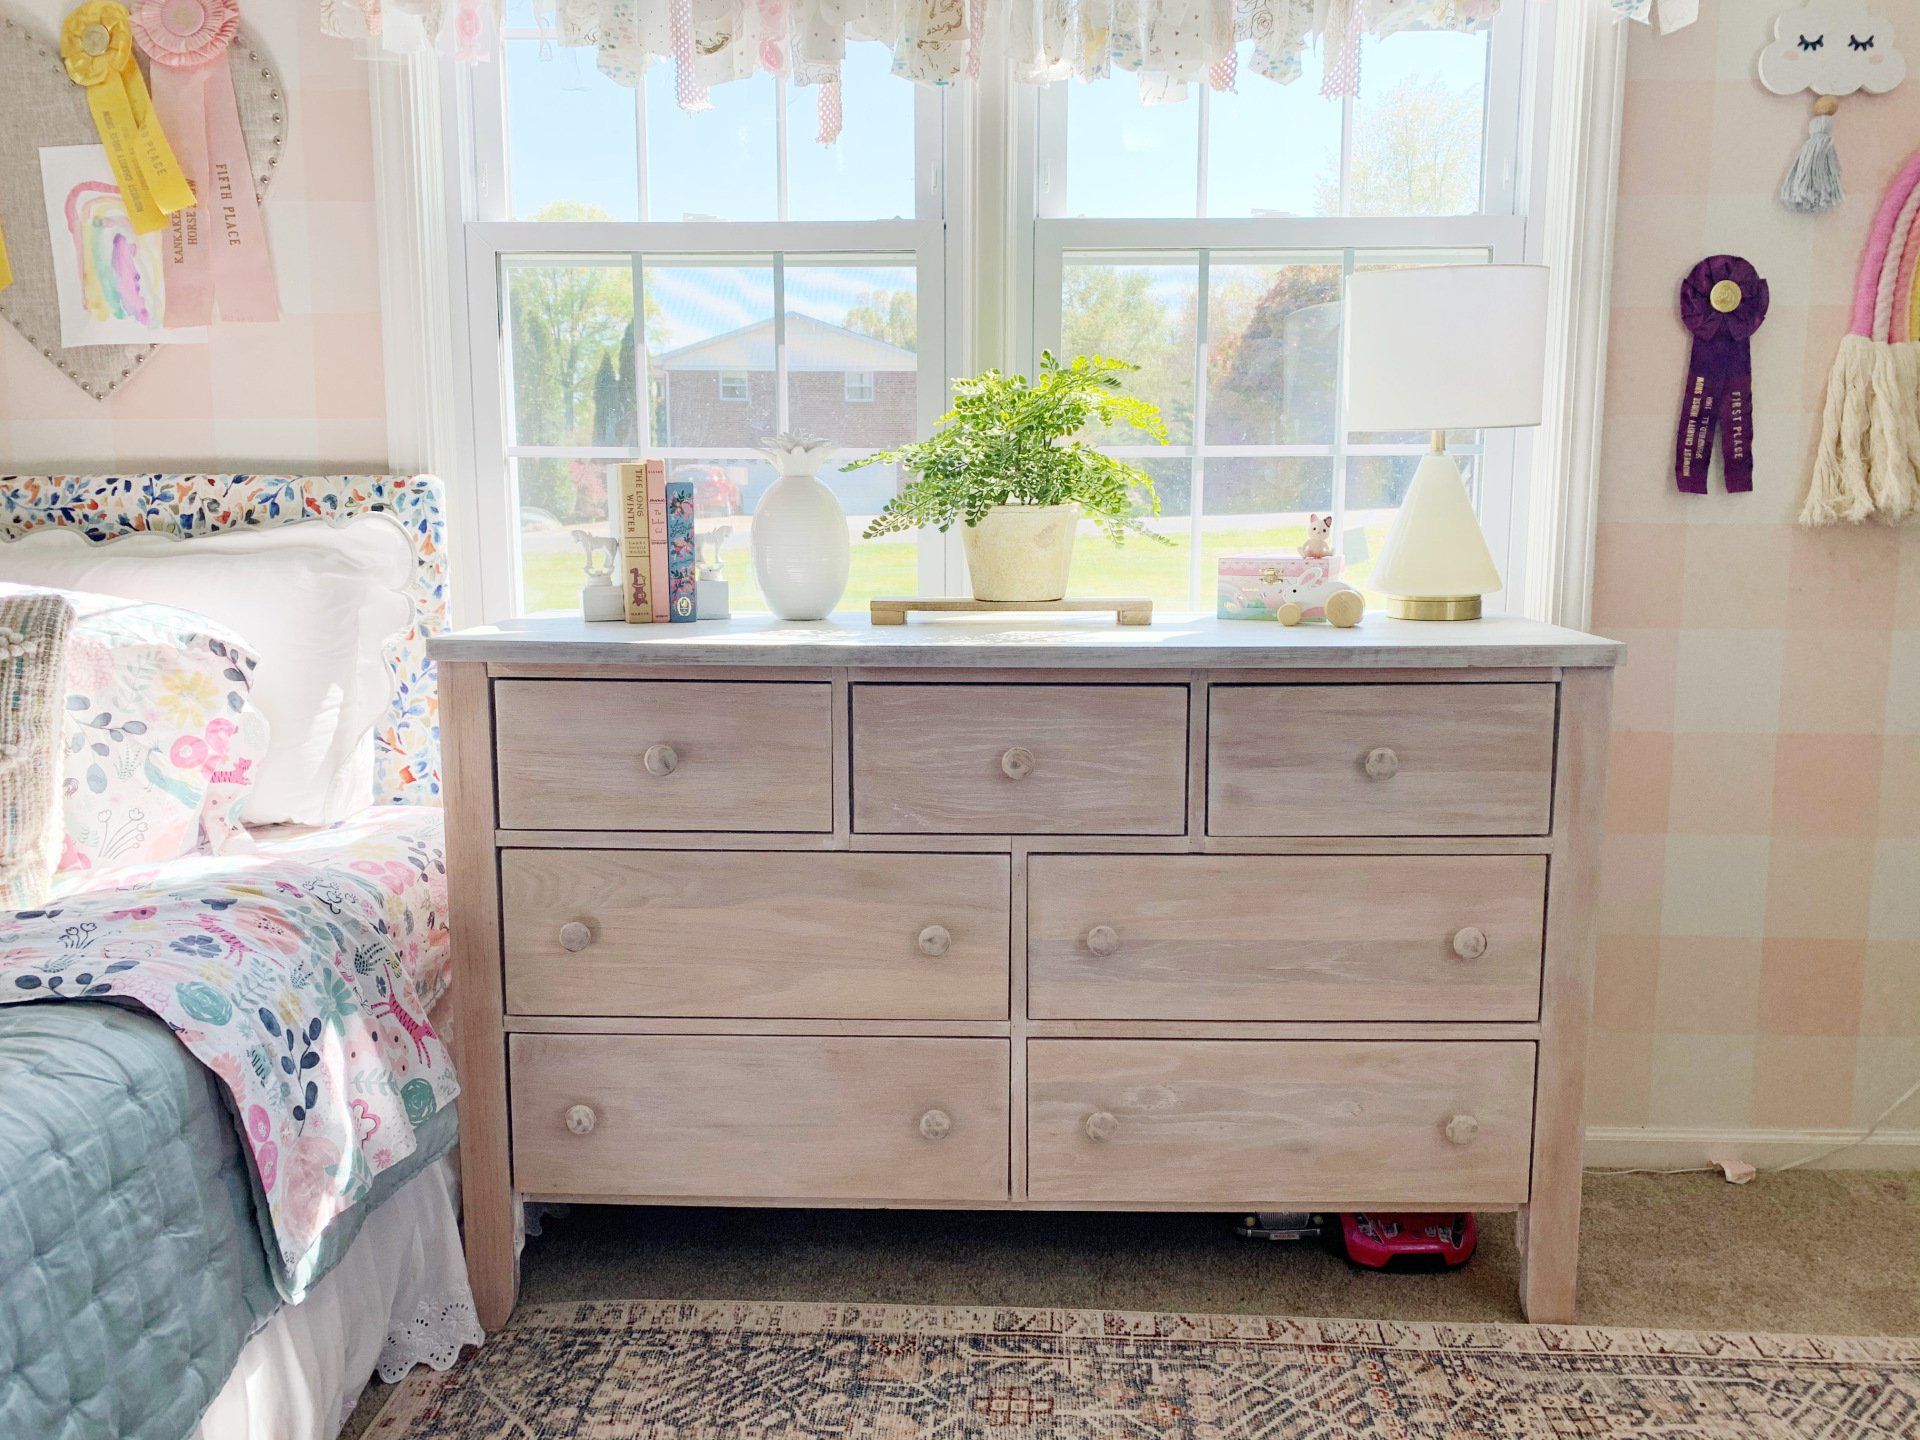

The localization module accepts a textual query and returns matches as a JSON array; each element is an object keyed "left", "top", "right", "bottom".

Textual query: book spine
[
  {"left": 615, "top": 462, "right": 652, "bottom": 623},
  {"left": 646, "top": 459, "right": 670, "bottom": 624},
  {"left": 665, "top": 480, "right": 697, "bottom": 622}
]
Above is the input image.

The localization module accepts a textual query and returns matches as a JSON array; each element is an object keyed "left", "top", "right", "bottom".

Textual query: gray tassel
[{"left": 1781, "top": 113, "right": 1844, "bottom": 214}]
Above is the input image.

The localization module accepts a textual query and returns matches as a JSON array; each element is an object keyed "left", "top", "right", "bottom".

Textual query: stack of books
[{"left": 615, "top": 460, "right": 698, "bottom": 623}]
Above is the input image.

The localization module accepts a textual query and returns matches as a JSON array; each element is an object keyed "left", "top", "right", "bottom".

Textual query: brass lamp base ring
[{"left": 1383, "top": 594, "right": 1482, "bottom": 622}]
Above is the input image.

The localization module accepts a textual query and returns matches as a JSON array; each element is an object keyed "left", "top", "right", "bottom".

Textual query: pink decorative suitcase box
[{"left": 1218, "top": 553, "right": 1347, "bottom": 620}]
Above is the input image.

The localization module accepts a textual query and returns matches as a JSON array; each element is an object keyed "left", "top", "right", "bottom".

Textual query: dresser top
[{"left": 429, "top": 612, "right": 1623, "bottom": 670}]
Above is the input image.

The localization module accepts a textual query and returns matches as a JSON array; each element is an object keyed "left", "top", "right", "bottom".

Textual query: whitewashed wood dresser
[{"left": 429, "top": 615, "right": 1621, "bottom": 1329}]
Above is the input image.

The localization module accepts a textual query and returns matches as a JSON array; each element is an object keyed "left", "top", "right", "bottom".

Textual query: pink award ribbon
[
  {"left": 1675, "top": 255, "right": 1768, "bottom": 495},
  {"left": 131, "top": 0, "right": 278, "bottom": 325}
]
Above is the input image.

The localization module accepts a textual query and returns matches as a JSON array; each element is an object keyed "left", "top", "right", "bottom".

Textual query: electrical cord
[{"left": 1589, "top": 1074, "right": 1920, "bottom": 1180}]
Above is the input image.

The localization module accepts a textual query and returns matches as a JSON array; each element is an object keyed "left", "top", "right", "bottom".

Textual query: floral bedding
[{"left": 0, "top": 805, "right": 457, "bottom": 1290}]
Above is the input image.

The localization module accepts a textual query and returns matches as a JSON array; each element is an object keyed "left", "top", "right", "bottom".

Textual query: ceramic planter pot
[{"left": 961, "top": 503, "right": 1079, "bottom": 602}]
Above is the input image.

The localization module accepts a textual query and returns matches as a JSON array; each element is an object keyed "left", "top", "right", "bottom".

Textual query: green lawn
[{"left": 524, "top": 519, "right": 1390, "bottom": 617}]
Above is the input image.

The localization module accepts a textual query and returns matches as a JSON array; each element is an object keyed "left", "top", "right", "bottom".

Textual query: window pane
[
  {"left": 506, "top": 41, "right": 639, "bottom": 221},
  {"left": 1061, "top": 259, "right": 1197, "bottom": 444},
  {"left": 1206, "top": 259, "right": 1342, "bottom": 446},
  {"left": 1064, "top": 457, "right": 1193, "bottom": 613},
  {"left": 1064, "top": 79, "right": 1198, "bottom": 219},
  {"left": 645, "top": 74, "right": 778, "bottom": 221},
  {"left": 784, "top": 263, "right": 918, "bottom": 447},
  {"left": 645, "top": 264, "right": 777, "bottom": 447},
  {"left": 505, "top": 259, "right": 637, "bottom": 447},
  {"left": 786, "top": 46, "right": 918, "bottom": 221},
  {"left": 1347, "top": 28, "right": 1490, "bottom": 217},
  {"left": 514, "top": 457, "right": 621, "bottom": 614},
  {"left": 1206, "top": 49, "right": 1341, "bottom": 218}
]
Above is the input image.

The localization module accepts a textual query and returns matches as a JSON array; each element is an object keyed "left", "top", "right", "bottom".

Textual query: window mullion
[
  {"left": 1331, "top": 247, "right": 1355, "bottom": 559},
  {"left": 775, "top": 75, "right": 790, "bottom": 222},
  {"left": 773, "top": 255, "right": 789, "bottom": 433},
  {"left": 1187, "top": 248, "right": 1211, "bottom": 614}
]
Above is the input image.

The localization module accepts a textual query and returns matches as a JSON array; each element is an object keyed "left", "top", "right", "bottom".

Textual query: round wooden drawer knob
[
  {"left": 643, "top": 742, "right": 679, "bottom": 777},
  {"left": 1363, "top": 746, "right": 1399, "bottom": 780},
  {"left": 1085, "top": 925, "right": 1121, "bottom": 957},
  {"left": 1451, "top": 926, "right": 1488, "bottom": 961},
  {"left": 1001, "top": 746, "right": 1035, "bottom": 780},
  {"left": 1085, "top": 1110, "right": 1120, "bottom": 1142},
  {"left": 559, "top": 921, "right": 593, "bottom": 953},
  {"left": 1444, "top": 1114, "right": 1480, "bottom": 1146},
  {"left": 918, "top": 925, "right": 952, "bottom": 958},
  {"left": 919, "top": 1109, "right": 952, "bottom": 1141},
  {"left": 565, "top": 1104, "right": 597, "bottom": 1136}
]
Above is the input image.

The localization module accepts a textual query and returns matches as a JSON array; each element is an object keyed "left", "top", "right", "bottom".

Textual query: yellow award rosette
[
  {"left": 0, "top": 218, "right": 12, "bottom": 294},
  {"left": 61, "top": 1, "right": 195, "bottom": 234}
]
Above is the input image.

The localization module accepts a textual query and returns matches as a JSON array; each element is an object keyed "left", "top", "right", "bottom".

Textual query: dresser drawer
[
  {"left": 851, "top": 684, "right": 1188, "bottom": 835},
  {"left": 511, "top": 1034, "right": 1010, "bottom": 1201},
  {"left": 1028, "top": 854, "right": 1545, "bottom": 1022},
  {"left": 1208, "top": 683, "right": 1556, "bottom": 837},
  {"left": 1026, "top": 1039, "right": 1534, "bottom": 1206},
  {"left": 503, "top": 849, "right": 1010, "bottom": 1019},
  {"left": 494, "top": 680, "right": 832, "bottom": 832}
]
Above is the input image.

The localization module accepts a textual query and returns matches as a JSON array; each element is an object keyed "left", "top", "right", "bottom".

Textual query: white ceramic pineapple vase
[{"left": 750, "top": 434, "right": 850, "bottom": 621}]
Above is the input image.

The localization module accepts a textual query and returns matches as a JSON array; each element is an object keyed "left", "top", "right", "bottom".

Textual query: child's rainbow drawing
[
  {"left": 38, "top": 145, "right": 204, "bottom": 349},
  {"left": 65, "top": 180, "right": 162, "bottom": 329}
]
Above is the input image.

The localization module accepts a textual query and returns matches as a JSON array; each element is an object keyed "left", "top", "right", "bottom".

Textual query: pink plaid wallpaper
[
  {"left": 0, "top": 3, "right": 387, "bottom": 470},
  {"left": 1587, "top": 10, "right": 1919, "bottom": 1142}
]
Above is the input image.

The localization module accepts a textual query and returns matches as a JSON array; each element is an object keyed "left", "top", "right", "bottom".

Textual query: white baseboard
[{"left": 1585, "top": 1125, "right": 1920, "bottom": 1172}]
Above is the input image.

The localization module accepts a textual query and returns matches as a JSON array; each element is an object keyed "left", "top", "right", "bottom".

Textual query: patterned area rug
[{"left": 368, "top": 1300, "right": 1920, "bottom": 1438}]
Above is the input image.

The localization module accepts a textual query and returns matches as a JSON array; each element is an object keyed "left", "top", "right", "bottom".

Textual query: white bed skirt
[{"left": 191, "top": 1156, "right": 483, "bottom": 1440}]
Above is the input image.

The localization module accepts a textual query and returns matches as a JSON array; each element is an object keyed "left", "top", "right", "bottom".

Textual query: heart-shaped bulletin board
[{"left": 0, "top": 9, "right": 287, "bottom": 400}]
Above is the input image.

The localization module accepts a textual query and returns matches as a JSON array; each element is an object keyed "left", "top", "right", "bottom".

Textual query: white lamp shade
[{"left": 1343, "top": 265, "right": 1550, "bottom": 433}]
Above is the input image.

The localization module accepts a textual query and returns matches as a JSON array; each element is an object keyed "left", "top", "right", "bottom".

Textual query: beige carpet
[{"left": 343, "top": 1170, "right": 1920, "bottom": 1437}]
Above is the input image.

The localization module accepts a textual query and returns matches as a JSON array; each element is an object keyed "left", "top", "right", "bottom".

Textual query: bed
[{"left": 0, "top": 474, "right": 479, "bottom": 1440}]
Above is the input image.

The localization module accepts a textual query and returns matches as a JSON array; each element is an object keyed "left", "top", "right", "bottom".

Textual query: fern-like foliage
[{"left": 852, "top": 352, "right": 1173, "bottom": 544}]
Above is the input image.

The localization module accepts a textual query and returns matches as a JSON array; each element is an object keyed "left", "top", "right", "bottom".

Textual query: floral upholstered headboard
[{"left": 0, "top": 474, "right": 447, "bottom": 806}]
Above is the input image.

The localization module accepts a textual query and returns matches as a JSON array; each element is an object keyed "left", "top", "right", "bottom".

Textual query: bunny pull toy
[
  {"left": 1759, "top": 2, "right": 1907, "bottom": 214},
  {"left": 1271, "top": 515, "right": 1364, "bottom": 628}
]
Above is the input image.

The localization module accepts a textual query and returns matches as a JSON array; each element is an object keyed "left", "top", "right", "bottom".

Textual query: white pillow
[{"left": 0, "top": 517, "right": 412, "bottom": 824}]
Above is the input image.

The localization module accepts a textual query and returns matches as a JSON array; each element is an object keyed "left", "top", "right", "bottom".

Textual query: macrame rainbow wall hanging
[{"left": 1803, "top": 147, "right": 1920, "bottom": 525}]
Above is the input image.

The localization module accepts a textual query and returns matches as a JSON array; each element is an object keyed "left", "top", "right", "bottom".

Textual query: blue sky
[{"left": 504, "top": 27, "right": 1487, "bottom": 355}]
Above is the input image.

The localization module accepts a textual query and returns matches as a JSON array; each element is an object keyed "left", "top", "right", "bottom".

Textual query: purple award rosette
[{"left": 1675, "top": 255, "right": 1769, "bottom": 495}]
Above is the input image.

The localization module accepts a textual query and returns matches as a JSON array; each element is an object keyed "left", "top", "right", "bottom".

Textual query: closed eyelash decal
[
  {"left": 1848, "top": 35, "right": 1875, "bottom": 51},
  {"left": 1798, "top": 34, "right": 1825, "bottom": 51}
]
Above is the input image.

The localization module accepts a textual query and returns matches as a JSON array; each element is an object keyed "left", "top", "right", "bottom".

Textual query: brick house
[{"left": 653, "top": 313, "right": 917, "bottom": 451}]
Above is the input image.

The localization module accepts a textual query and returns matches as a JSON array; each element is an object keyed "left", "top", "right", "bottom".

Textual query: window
[
  {"left": 460, "top": 11, "right": 1538, "bottom": 618},
  {"left": 1030, "top": 14, "right": 1531, "bottom": 614},
  {"left": 467, "top": 33, "right": 949, "bottom": 618}
]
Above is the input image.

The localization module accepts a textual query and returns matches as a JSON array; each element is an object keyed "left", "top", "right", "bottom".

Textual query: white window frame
[
  {"left": 717, "top": 371, "right": 751, "bottom": 402},
  {"left": 845, "top": 370, "right": 877, "bottom": 403},
  {"left": 452, "top": 35, "right": 960, "bottom": 620},
  {"left": 1023, "top": 3, "right": 1540, "bottom": 614},
  {"left": 387, "top": 2, "right": 1612, "bottom": 627}
]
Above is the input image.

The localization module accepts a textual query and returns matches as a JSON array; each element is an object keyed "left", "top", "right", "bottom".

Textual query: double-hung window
[
  {"left": 1026, "top": 8, "right": 1533, "bottom": 613},
  {"left": 465, "top": 33, "right": 951, "bottom": 618},
  {"left": 460, "top": 8, "right": 1538, "bottom": 618}
]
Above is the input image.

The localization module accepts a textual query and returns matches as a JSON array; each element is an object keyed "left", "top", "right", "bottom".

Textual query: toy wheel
[
  {"left": 1325, "top": 591, "right": 1364, "bottom": 628},
  {"left": 1276, "top": 602, "right": 1304, "bottom": 626}
]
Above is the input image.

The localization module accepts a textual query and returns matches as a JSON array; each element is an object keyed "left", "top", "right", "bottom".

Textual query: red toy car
[{"left": 1340, "top": 1212, "right": 1477, "bottom": 1271}]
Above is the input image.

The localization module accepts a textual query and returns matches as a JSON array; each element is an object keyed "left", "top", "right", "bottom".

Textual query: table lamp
[{"left": 1343, "top": 264, "right": 1549, "bottom": 620}]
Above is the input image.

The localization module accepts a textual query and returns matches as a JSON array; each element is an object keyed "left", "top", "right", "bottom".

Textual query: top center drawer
[
  {"left": 495, "top": 679, "right": 833, "bottom": 832},
  {"left": 852, "top": 684, "right": 1188, "bottom": 835}
]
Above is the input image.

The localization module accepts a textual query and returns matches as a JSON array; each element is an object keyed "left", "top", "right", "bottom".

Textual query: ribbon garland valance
[{"left": 321, "top": 0, "right": 1508, "bottom": 133}]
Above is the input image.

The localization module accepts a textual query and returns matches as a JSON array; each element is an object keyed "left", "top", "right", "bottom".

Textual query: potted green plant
[{"left": 853, "top": 352, "right": 1172, "bottom": 602}]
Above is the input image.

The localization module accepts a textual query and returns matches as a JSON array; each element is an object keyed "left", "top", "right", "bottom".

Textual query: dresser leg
[
  {"left": 1516, "top": 1198, "right": 1578, "bottom": 1324},
  {"left": 441, "top": 660, "right": 520, "bottom": 1331}
]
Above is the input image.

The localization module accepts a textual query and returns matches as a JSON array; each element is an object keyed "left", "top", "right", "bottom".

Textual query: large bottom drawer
[
  {"left": 511, "top": 1033, "right": 1011, "bottom": 1202},
  {"left": 1026, "top": 1039, "right": 1534, "bottom": 1207}
]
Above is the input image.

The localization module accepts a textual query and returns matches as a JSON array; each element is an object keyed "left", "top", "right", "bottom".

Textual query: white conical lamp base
[{"left": 1371, "top": 450, "right": 1502, "bottom": 620}]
